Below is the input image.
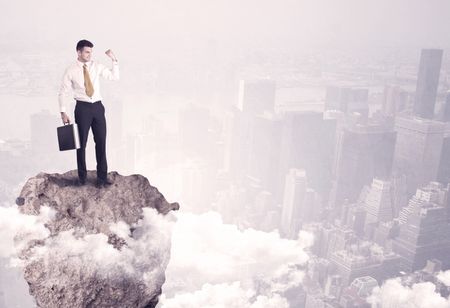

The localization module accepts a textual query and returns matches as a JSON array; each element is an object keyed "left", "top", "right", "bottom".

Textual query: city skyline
[{"left": 1, "top": 1, "right": 450, "bottom": 307}]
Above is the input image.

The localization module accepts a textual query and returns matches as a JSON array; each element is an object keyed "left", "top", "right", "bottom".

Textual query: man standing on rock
[{"left": 58, "top": 39, "right": 119, "bottom": 188}]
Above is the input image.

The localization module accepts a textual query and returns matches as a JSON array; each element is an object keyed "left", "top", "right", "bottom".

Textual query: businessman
[{"left": 58, "top": 39, "right": 120, "bottom": 188}]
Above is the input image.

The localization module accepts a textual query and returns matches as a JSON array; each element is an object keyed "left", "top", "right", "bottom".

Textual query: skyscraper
[
  {"left": 329, "top": 119, "right": 396, "bottom": 216},
  {"left": 393, "top": 182, "right": 450, "bottom": 272},
  {"left": 392, "top": 116, "right": 445, "bottom": 197},
  {"left": 437, "top": 91, "right": 450, "bottom": 122},
  {"left": 363, "top": 179, "right": 395, "bottom": 225},
  {"left": 280, "top": 168, "right": 307, "bottom": 239},
  {"left": 247, "top": 112, "right": 283, "bottom": 197},
  {"left": 437, "top": 127, "right": 450, "bottom": 185},
  {"left": 413, "top": 49, "right": 443, "bottom": 119},
  {"left": 237, "top": 79, "right": 276, "bottom": 115},
  {"left": 325, "top": 86, "right": 369, "bottom": 117},
  {"left": 382, "top": 85, "right": 411, "bottom": 117},
  {"left": 278, "top": 111, "right": 336, "bottom": 202}
]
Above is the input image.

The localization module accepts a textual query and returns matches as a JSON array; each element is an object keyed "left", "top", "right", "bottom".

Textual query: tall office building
[
  {"left": 330, "top": 246, "right": 400, "bottom": 286},
  {"left": 237, "top": 79, "right": 276, "bottom": 115},
  {"left": 363, "top": 179, "right": 395, "bottom": 225},
  {"left": 392, "top": 116, "right": 445, "bottom": 196},
  {"left": 223, "top": 107, "right": 253, "bottom": 179},
  {"left": 325, "top": 86, "right": 369, "bottom": 117},
  {"left": 345, "top": 205, "right": 366, "bottom": 237},
  {"left": 280, "top": 168, "right": 307, "bottom": 239},
  {"left": 437, "top": 123, "right": 450, "bottom": 185},
  {"left": 340, "top": 276, "right": 378, "bottom": 308},
  {"left": 315, "top": 223, "right": 338, "bottom": 258},
  {"left": 329, "top": 120, "right": 396, "bottom": 216},
  {"left": 393, "top": 182, "right": 450, "bottom": 271},
  {"left": 278, "top": 111, "right": 336, "bottom": 202},
  {"left": 326, "top": 226, "right": 356, "bottom": 259},
  {"left": 247, "top": 112, "right": 283, "bottom": 196},
  {"left": 413, "top": 49, "right": 443, "bottom": 119},
  {"left": 397, "top": 181, "right": 450, "bottom": 224},
  {"left": 382, "top": 85, "right": 411, "bottom": 117},
  {"left": 437, "top": 91, "right": 450, "bottom": 122},
  {"left": 324, "top": 274, "right": 342, "bottom": 298}
]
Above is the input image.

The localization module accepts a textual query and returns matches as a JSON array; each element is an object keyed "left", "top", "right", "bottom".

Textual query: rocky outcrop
[{"left": 15, "top": 170, "right": 180, "bottom": 308}]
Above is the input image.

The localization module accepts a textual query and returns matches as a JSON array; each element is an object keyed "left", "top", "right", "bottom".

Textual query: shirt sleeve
[
  {"left": 58, "top": 68, "right": 72, "bottom": 113},
  {"left": 99, "top": 61, "right": 120, "bottom": 81}
]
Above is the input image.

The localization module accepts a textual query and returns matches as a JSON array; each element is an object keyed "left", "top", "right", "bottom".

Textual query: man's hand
[
  {"left": 105, "top": 49, "right": 118, "bottom": 62},
  {"left": 61, "top": 112, "right": 70, "bottom": 124}
]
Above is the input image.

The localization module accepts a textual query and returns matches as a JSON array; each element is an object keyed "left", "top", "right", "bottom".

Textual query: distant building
[
  {"left": 278, "top": 111, "right": 337, "bottom": 202},
  {"left": 437, "top": 123, "right": 450, "bottom": 185},
  {"left": 330, "top": 242, "right": 401, "bottom": 285},
  {"left": 340, "top": 276, "right": 378, "bottom": 308},
  {"left": 238, "top": 79, "right": 276, "bottom": 115},
  {"left": 325, "top": 86, "right": 369, "bottom": 118},
  {"left": 246, "top": 112, "right": 283, "bottom": 197},
  {"left": 363, "top": 179, "right": 395, "bottom": 225},
  {"left": 392, "top": 116, "right": 446, "bottom": 197},
  {"left": 382, "top": 85, "right": 412, "bottom": 117},
  {"left": 393, "top": 182, "right": 450, "bottom": 272},
  {"left": 413, "top": 49, "right": 443, "bottom": 119},
  {"left": 437, "top": 91, "right": 450, "bottom": 122},
  {"left": 329, "top": 119, "right": 396, "bottom": 216},
  {"left": 324, "top": 274, "right": 343, "bottom": 298},
  {"left": 280, "top": 169, "right": 307, "bottom": 239}
]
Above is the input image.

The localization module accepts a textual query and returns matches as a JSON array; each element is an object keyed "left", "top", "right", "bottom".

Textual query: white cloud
[
  {"left": 437, "top": 270, "right": 450, "bottom": 287},
  {"left": 159, "top": 211, "right": 312, "bottom": 307},
  {"left": 1, "top": 206, "right": 312, "bottom": 307},
  {"left": 159, "top": 281, "right": 289, "bottom": 308},
  {"left": 368, "top": 278, "right": 450, "bottom": 308},
  {"left": 0, "top": 205, "right": 54, "bottom": 260},
  {"left": 27, "top": 207, "right": 175, "bottom": 287}
]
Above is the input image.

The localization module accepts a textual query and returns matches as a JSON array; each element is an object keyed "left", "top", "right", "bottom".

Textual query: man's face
[{"left": 77, "top": 47, "right": 92, "bottom": 62}]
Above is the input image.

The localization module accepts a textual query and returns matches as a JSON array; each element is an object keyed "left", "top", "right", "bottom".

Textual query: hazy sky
[{"left": 1, "top": 0, "right": 450, "bottom": 53}]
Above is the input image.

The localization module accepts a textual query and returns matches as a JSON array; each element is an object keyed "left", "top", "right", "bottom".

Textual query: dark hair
[{"left": 76, "top": 39, "right": 94, "bottom": 51}]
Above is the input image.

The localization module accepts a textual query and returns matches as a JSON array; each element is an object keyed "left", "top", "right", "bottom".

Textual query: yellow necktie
[{"left": 83, "top": 64, "right": 94, "bottom": 97}]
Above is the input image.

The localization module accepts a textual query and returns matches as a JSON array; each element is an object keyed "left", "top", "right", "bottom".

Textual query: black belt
[{"left": 76, "top": 100, "right": 101, "bottom": 104}]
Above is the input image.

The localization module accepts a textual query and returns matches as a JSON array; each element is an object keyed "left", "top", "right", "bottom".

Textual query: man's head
[{"left": 76, "top": 39, "right": 94, "bottom": 63}]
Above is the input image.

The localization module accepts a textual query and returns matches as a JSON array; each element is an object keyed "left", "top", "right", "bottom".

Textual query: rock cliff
[{"left": 15, "top": 170, "right": 180, "bottom": 308}]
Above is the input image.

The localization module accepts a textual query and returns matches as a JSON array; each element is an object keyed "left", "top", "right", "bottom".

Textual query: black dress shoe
[
  {"left": 103, "top": 179, "right": 114, "bottom": 186},
  {"left": 96, "top": 178, "right": 113, "bottom": 188},
  {"left": 77, "top": 178, "right": 86, "bottom": 186}
]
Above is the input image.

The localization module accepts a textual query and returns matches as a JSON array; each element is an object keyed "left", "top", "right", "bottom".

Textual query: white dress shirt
[{"left": 58, "top": 59, "right": 119, "bottom": 113}]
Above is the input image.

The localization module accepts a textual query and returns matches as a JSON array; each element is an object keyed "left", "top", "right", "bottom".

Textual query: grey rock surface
[{"left": 15, "top": 170, "right": 180, "bottom": 308}]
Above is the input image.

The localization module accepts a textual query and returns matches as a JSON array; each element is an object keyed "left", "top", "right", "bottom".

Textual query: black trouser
[{"left": 74, "top": 100, "right": 108, "bottom": 181}]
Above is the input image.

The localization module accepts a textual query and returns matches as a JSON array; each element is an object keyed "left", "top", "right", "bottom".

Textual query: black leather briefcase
[{"left": 57, "top": 123, "right": 80, "bottom": 151}]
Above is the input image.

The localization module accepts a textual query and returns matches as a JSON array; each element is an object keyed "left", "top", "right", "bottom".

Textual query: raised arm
[
  {"left": 99, "top": 60, "right": 120, "bottom": 81},
  {"left": 100, "top": 49, "right": 120, "bottom": 81}
]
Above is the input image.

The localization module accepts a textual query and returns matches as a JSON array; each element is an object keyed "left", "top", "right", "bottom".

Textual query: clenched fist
[{"left": 105, "top": 49, "right": 118, "bottom": 62}]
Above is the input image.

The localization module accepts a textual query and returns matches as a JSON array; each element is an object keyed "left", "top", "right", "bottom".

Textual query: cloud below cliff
[
  {"left": 0, "top": 205, "right": 54, "bottom": 260},
  {"left": 159, "top": 211, "right": 312, "bottom": 307},
  {"left": 368, "top": 277, "right": 450, "bottom": 308}
]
